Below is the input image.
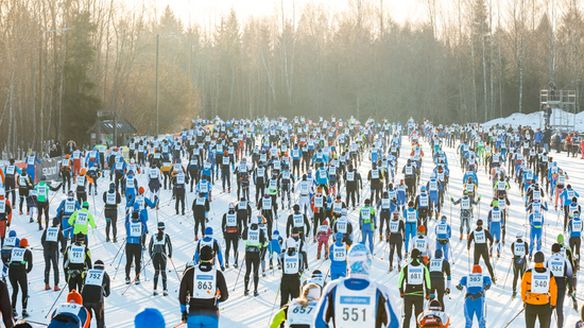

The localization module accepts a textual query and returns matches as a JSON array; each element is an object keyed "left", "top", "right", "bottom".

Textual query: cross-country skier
[
  {"left": 315, "top": 243, "right": 399, "bottom": 327},
  {"left": 149, "top": 222, "right": 172, "bottom": 296},
  {"left": 81, "top": 260, "right": 110, "bottom": 328},
  {"left": 399, "top": 248, "right": 431, "bottom": 328},
  {"left": 522, "top": 251, "right": 557, "bottom": 328},
  {"left": 456, "top": 264, "right": 491, "bottom": 328},
  {"left": 179, "top": 245, "right": 229, "bottom": 327},
  {"left": 41, "top": 217, "right": 66, "bottom": 291}
]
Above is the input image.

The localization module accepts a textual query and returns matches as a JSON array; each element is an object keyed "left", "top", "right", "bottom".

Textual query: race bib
[
  {"left": 69, "top": 246, "right": 85, "bottom": 264},
  {"left": 407, "top": 266, "right": 423, "bottom": 285},
  {"left": 76, "top": 212, "right": 88, "bottom": 225},
  {"left": 11, "top": 248, "right": 25, "bottom": 262},
  {"left": 130, "top": 222, "right": 142, "bottom": 237},
  {"left": 46, "top": 227, "right": 59, "bottom": 242},
  {"left": 531, "top": 272, "right": 550, "bottom": 294},
  {"left": 84, "top": 269, "right": 105, "bottom": 286}
]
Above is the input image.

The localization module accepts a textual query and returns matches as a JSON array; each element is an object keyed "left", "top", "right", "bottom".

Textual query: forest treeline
[{"left": 1, "top": 0, "right": 583, "bottom": 149}]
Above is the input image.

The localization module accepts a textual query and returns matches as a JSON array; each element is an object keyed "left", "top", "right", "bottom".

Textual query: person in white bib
[
  {"left": 41, "top": 217, "right": 66, "bottom": 291},
  {"left": 64, "top": 234, "right": 92, "bottom": 292},
  {"left": 178, "top": 245, "right": 229, "bottom": 328},
  {"left": 48, "top": 289, "right": 91, "bottom": 328},
  {"left": 467, "top": 219, "right": 496, "bottom": 283},
  {"left": 315, "top": 243, "right": 399, "bottom": 328},
  {"left": 270, "top": 282, "right": 321, "bottom": 328},
  {"left": 522, "top": 251, "right": 558, "bottom": 328},
  {"left": 399, "top": 248, "right": 431, "bottom": 328},
  {"left": 149, "top": 222, "right": 173, "bottom": 296},
  {"left": 8, "top": 238, "right": 32, "bottom": 318},
  {"left": 81, "top": 260, "right": 110, "bottom": 328},
  {"left": 102, "top": 183, "right": 121, "bottom": 242}
]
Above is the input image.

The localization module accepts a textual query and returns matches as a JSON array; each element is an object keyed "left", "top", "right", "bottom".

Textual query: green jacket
[{"left": 68, "top": 208, "right": 97, "bottom": 235}]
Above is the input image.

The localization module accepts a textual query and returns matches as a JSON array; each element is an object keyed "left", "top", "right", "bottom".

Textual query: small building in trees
[{"left": 90, "top": 111, "right": 137, "bottom": 146}]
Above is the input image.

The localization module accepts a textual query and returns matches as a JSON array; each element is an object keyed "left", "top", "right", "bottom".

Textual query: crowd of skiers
[{"left": 0, "top": 116, "right": 583, "bottom": 327}]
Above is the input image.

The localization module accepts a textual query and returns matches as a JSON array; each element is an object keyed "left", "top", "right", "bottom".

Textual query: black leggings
[
  {"left": 37, "top": 202, "right": 50, "bottom": 228},
  {"left": 152, "top": 253, "right": 167, "bottom": 290},
  {"left": 403, "top": 296, "right": 423, "bottom": 328},
  {"left": 389, "top": 237, "right": 403, "bottom": 269},
  {"left": 43, "top": 250, "right": 60, "bottom": 285},
  {"left": 105, "top": 209, "right": 118, "bottom": 240},
  {"left": 525, "top": 304, "right": 551, "bottom": 328},
  {"left": 473, "top": 246, "right": 495, "bottom": 279},
  {"left": 84, "top": 302, "right": 106, "bottom": 328},
  {"left": 244, "top": 252, "right": 260, "bottom": 292},
  {"left": 175, "top": 189, "right": 185, "bottom": 214},
  {"left": 9, "top": 269, "right": 28, "bottom": 310},
  {"left": 125, "top": 243, "right": 142, "bottom": 279},
  {"left": 194, "top": 217, "right": 206, "bottom": 238},
  {"left": 225, "top": 234, "right": 239, "bottom": 264},
  {"left": 280, "top": 277, "right": 300, "bottom": 307}
]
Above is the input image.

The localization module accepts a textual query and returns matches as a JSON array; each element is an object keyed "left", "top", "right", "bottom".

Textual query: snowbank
[{"left": 482, "top": 108, "right": 584, "bottom": 131}]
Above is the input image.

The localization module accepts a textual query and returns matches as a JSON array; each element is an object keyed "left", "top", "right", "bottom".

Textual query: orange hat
[
  {"left": 19, "top": 238, "right": 29, "bottom": 248},
  {"left": 80, "top": 168, "right": 87, "bottom": 175},
  {"left": 65, "top": 154, "right": 71, "bottom": 159},
  {"left": 472, "top": 264, "right": 482, "bottom": 274},
  {"left": 138, "top": 187, "right": 145, "bottom": 195},
  {"left": 67, "top": 290, "right": 83, "bottom": 305},
  {"left": 417, "top": 225, "right": 426, "bottom": 233}
]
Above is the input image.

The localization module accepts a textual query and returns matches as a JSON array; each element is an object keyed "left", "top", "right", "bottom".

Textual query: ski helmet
[{"left": 347, "top": 243, "right": 372, "bottom": 276}]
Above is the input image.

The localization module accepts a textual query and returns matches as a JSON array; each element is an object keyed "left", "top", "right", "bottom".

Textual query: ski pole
[
  {"left": 113, "top": 246, "right": 125, "bottom": 280},
  {"left": 267, "top": 288, "right": 281, "bottom": 326},
  {"left": 169, "top": 257, "right": 182, "bottom": 281},
  {"left": 44, "top": 276, "right": 68, "bottom": 318},
  {"left": 110, "top": 240, "right": 126, "bottom": 266},
  {"left": 141, "top": 247, "right": 149, "bottom": 281},
  {"left": 504, "top": 307, "right": 524, "bottom": 328},
  {"left": 467, "top": 247, "right": 471, "bottom": 273},
  {"left": 232, "top": 256, "right": 245, "bottom": 292},
  {"left": 121, "top": 256, "right": 153, "bottom": 295},
  {"left": 502, "top": 259, "right": 513, "bottom": 288}
]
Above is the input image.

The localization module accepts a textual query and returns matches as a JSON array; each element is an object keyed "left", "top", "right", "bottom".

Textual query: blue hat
[
  {"left": 204, "top": 227, "right": 213, "bottom": 236},
  {"left": 347, "top": 243, "right": 372, "bottom": 277},
  {"left": 273, "top": 230, "right": 280, "bottom": 236},
  {"left": 336, "top": 232, "right": 343, "bottom": 242},
  {"left": 134, "top": 308, "right": 165, "bottom": 328},
  {"left": 8, "top": 230, "right": 16, "bottom": 237}
]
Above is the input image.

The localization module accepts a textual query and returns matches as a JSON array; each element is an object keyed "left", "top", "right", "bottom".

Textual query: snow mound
[{"left": 482, "top": 108, "right": 584, "bottom": 131}]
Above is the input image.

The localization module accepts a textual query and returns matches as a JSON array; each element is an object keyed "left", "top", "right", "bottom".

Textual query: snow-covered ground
[
  {"left": 482, "top": 108, "right": 584, "bottom": 131},
  {"left": 9, "top": 135, "right": 584, "bottom": 327}
]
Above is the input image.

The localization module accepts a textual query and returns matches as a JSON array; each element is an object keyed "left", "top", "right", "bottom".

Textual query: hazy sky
[{"left": 150, "top": 0, "right": 430, "bottom": 28}]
